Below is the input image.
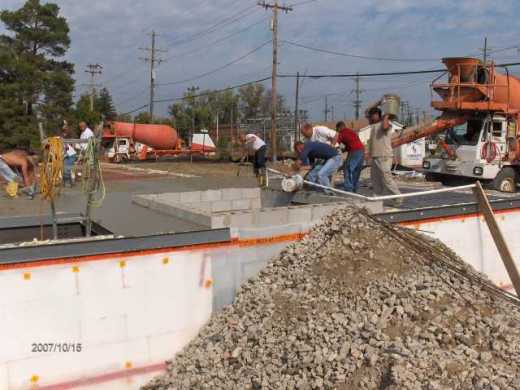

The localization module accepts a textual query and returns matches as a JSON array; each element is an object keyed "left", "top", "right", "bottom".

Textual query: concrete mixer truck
[
  {"left": 389, "top": 57, "right": 520, "bottom": 192},
  {"left": 103, "top": 122, "right": 216, "bottom": 162}
]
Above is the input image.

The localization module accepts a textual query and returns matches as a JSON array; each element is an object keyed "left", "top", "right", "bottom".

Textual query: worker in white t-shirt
[
  {"left": 301, "top": 123, "right": 338, "bottom": 145},
  {"left": 78, "top": 121, "right": 94, "bottom": 151},
  {"left": 239, "top": 133, "right": 266, "bottom": 176}
]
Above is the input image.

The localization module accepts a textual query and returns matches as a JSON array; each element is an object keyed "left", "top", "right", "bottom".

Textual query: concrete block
[
  {"left": 288, "top": 206, "right": 313, "bottom": 224},
  {"left": 230, "top": 212, "right": 254, "bottom": 228},
  {"left": 242, "top": 187, "right": 261, "bottom": 199},
  {"left": 254, "top": 208, "right": 289, "bottom": 227},
  {"left": 311, "top": 204, "right": 337, "bottom": 221},
  {"left": 222, "top": 188, "right": 243, "bottom": 201},
  {"left": 156, "top": 192, "right": 181, "bottom": 203},
  {"left": 195, "top": 202, "right": 211, "bottom": 212},
  {"left": 180, "top": 191, "right": 202, "bottom": 203},
  {"left": 201, "top": 189, "right": 222, "bottom": 202},
  {"left": 250, "top": 198, "right": 262, "bottom": 209},
  {"left": 212, "top": 200, "right": 232, "bottom": 212},
  {"left": 188, "top": 211, "right": 211, "bottom": 227},
  {"left": 211, "top": 215, "right": 228, "bottom": 229},
  {"left": 132, "top": 195, "right": 150, "bottom": 208},
  {"left": 231, "top": 199, "right": 251, "bottom": 211}
]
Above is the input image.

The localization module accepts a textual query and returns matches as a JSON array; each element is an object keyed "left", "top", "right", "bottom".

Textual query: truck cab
[
  {"left": 422, "top": 115, "right": 517, "bottom": 192},
  {"left": 106, "top": 137, "right": 132, "bottom": 163}
]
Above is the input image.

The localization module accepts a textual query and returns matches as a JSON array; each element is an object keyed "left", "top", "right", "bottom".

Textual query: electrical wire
[
  {"left": 279, "top": 68, "right": 445, "bottom": 79},
  {"left": 165, "top": 4, "right": 258, "bottom": 47},
  {"left": 157, "top": 40, "right": 272, "bottom": 86},
  {"left": 153, "top": 76, "right": 271, "bottom": 104},
  {"left": 80, "top": 137, "right": 105, "bottom": 208},
  {"left": 289, "top": 0, "right": 319, "bottom": 6},
  {"left": 40, "top": 137, "right": 64, "bottom": 202},
  {"left": 164, "top": 16, "right": 269, "bottom": 61},
  {"left": 282, "top": 40, "right": 440, "bottom": 62},
  {"left": 119, "top": 104, "right": 150, "bottom": 116}
]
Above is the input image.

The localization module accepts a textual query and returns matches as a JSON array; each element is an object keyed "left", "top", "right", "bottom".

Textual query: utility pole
[
  {"left": 331, "top": 105, "right": 335, "bottom": 121},
  {"left": 324, "top": 96, "right": 331, "bottom": 121},
  {"left": 85, "top": 64, "right": 103, "bottom": 112},
  {"left": 351, "top": 73, "right": 364, "bottom": 120},
  {"left": 140, "top": 30, "right": 166, "bottom": 120},
  {"left": 258, "top": 0, "right": 293, "bottom": 162},
  {"left": 483, "top": 36, "right": 488, "bottom": 65},
  {"left": 294, "top": 71, "right": 300, "bottom": 141}
]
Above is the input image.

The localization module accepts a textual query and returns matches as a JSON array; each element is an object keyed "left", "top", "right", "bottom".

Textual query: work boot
[{"left": 21, "top": 184, "right": 35, "bottom": 200}]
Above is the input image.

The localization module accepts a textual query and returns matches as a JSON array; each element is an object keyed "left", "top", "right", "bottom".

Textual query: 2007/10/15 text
[{"left": 31, "top": 343, "right": 82, "bottom": 353}]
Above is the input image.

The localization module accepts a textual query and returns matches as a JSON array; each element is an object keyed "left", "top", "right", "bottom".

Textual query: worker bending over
[
  {"left": 336, "top": 121, "right": 365, "bottom": 193},
  {"left": 365, "top": 103, "right": 401, "bottom": 206},
  {"left": 239, "top": 133, "right": 266, "bottom": 176},
  {"left": 0, "top": 150, "right": 36, "bottom": 198},
  {"left": 293, "top": 141, "right": 342, "bottom": 190},
  {"left": 301, "top": 123, "right": 338, "bottom": 145}
]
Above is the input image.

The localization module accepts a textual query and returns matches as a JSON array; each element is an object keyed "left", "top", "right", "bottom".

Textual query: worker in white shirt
[
  {"left": 239, "top": 133, "right": 266, "bottom": 176},
  {"left": 78, "top": 121, "right": 94, "bottom": 150},
  {"left": 301, "top": 123, "right": 338, "bottom": 145},
  {"left": 61, "top": 124, "right": 77, "bottom": 187}
]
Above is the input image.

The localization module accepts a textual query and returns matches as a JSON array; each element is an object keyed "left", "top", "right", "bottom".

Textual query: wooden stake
[{"left": 473, "top": 181, "right": 520, "bottom": 296}]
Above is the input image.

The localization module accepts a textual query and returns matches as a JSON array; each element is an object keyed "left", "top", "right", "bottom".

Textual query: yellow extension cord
[
  {"left": 80, "top": 137, "right": 105, "bottom": 208},
  {"left": 40, "top": 137, "right": 64, "bottom": 201}
]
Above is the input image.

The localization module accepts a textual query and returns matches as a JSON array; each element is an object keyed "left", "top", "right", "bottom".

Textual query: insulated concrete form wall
[
  {"left": 2, "top": 207, "right": 519, "bottom": 389},
  {"left": 0, "top": 226, "right": 306, "bottom": 390},
  {"left": 400, "top": 208, "right": 520, "bottom": 294}
]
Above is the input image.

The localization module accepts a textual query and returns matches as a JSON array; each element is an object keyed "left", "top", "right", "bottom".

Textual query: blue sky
[{"left": 2, "top": 0, "right": 520, "bottom": 121}]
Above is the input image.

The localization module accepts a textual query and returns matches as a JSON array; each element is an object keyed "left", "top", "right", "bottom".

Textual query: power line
[
  {"left": 282, "top": 40, "right": 440, "bottom": 62},
  {"left": 120, "top": 104, "right": 149, "bottom": 116},
  {"left": 165, "top": 4, "right": 258, "bottom": 47},
  {"left": 153, "top": 76, "right": 272, "bottom": 104},
  {"left": 165, "top": 17, "right": 269, "bottom": 61},
  {"left": 156, "top": 40, "right": 271, "bottom": 86},
  {"left": 289, "top": 0, "right": 319, "bottom": 6},
  {"left": 279, "top": 69, "right": 446, "bottom": 78}
]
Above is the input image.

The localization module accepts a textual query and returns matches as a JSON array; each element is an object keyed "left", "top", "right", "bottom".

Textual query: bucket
[
  {"left": 381, "top": 94, "right": 401, "bottom": 120},
  {"left": 281, "top": 175, "right": 304, "bottom": 193}
]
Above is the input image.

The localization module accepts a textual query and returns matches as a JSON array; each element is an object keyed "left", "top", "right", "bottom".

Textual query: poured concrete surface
[
  {"left": 0, "top": 161, "right": 518, "bottom": 237},
  {"left": 0, "top": 165, "right": 258, "bottom": 236}
]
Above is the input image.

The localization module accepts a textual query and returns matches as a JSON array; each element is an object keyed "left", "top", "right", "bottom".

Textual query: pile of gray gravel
[{"left": 144, "top": 206, "right": 520, "bottom": 389}]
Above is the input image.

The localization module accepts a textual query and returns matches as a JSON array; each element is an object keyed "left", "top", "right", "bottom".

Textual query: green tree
[
  {"left": 75, "top": 93, "right": 101, "bottom": 128},
  {"left": 0, "top": 0, "right": 74, "bottom": 149},
  {"left": 96, "top": 87, "right": 116, "bottom": 120},
  {"left": 239, "top": 83, "right": 265, "bottom": 120},
  {"left": 134, "top": 112, "right": 152, "bottom": 124},
  {"left": 169, "top": 86, "right": 239, "bottom": 133},
  {"left": 115, "top": 113, "right": 132, "bottom": 122}
]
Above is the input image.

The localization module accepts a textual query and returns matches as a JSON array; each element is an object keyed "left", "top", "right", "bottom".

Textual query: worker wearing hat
[{"left": 366, "top": 102, "right": 401, "bottom": 206}]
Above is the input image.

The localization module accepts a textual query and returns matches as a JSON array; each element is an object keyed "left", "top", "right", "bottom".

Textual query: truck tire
[
  {"left": 425, "top": 172, "right": 439, "bottom": 182},
  {"left": 438, "top": 174, "right": 456, "bottom": 186},
  {"left": 492, "top": 167, "right": 517, "bottom": 193}
]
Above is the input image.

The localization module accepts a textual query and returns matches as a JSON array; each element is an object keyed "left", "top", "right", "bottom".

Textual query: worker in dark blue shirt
[{"left": 293, "top": 141, "right": 343, "bottom": 188}]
